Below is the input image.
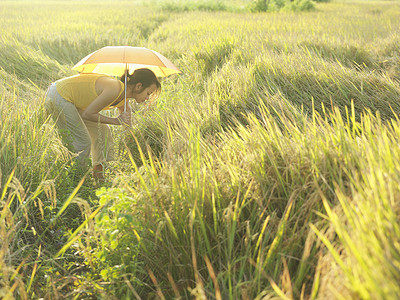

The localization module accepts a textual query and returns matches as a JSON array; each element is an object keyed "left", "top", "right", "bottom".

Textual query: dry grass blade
[{"left": 204, "top": 255, "right": 222, "bottom": 300}]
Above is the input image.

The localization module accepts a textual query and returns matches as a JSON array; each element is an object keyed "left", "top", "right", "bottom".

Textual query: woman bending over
[{"left": 45, "top": 68, "right": 161, "bottom": 181}]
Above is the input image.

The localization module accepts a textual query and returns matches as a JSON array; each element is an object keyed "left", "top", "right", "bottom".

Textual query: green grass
[{"left": 1, "top": 0, "right": 400, "bottom": 299}]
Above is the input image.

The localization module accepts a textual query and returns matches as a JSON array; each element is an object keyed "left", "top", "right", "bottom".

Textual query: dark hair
[{"left": 120, "top": 68, "right": 161, "bottom": 99}]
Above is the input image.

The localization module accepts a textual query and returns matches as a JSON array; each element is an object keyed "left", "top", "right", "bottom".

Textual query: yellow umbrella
[{"left": 72, "top": 46, "right": 181, "bottom": 111}]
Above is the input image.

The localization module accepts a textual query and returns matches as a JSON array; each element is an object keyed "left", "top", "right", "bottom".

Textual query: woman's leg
[
  {"left": 44, "top": 83, "right": 91, "bottom": 164},
  {"left": 84, "top": 120, "right": 114, "bottom": 181}
]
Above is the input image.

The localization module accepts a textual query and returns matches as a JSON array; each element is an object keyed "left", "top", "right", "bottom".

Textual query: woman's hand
[{"left": 117, "top": 111, "right": 131, "bottom": 126}]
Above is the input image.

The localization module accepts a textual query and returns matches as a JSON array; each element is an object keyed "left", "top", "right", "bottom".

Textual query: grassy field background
[{"left": 1, "top": 0, "right": 400, "bottom": 299}]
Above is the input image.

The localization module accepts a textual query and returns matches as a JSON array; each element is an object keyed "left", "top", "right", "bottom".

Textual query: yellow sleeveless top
[{"left": 55, "top": 73, "right": 125, "bottom": 110}]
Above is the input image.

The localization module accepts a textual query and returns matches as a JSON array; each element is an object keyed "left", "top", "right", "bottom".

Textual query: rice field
[{"left": 1, "top": 0, "right": 400, "bottom": 299}]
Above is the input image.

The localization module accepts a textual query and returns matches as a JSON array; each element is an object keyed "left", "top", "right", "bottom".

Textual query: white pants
[{"left": 44, "top": 83, "right": 114, "bottom": 166}]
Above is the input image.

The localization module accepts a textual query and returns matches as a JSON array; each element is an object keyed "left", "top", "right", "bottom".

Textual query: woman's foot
[{"left": 93, "top": 164, "right": 105, "bottom": 183}]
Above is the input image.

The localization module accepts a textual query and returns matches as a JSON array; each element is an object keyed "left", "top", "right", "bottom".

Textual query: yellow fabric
[
  {"left": 72, "top": 46, "right": 181, "bottom": 77},
  {"left": 55, "top": 73, "right": 125, "bottom": 110}
]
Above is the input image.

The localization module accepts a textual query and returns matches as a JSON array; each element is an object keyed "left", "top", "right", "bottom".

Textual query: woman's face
[{"left": 131, "top": 83, "right": 157, "bottom": 103}]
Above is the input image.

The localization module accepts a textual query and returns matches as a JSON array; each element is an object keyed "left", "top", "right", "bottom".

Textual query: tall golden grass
[{"left": 1, "top": 0, "right": 399, "bottom": 298}]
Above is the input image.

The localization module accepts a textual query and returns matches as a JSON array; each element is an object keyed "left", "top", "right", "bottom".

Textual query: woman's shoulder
[
  {"left": 95, "top": 75, "right": 122, "bottom": 95},
  {"left": 97, "top": 75, "right": 121, "bottom": 88}
]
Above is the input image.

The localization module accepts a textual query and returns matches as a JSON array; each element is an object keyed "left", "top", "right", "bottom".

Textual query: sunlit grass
[{"left": 1, "top": 0, "right": 400, "bottom": 298}]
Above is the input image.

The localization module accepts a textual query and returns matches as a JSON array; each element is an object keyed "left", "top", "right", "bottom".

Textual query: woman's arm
[{"left": 81, "top": 78, "right": 127, "bottom": 125}]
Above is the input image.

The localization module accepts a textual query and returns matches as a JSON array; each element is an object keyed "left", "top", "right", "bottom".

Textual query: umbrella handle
[{"left": 124, "top": 63, "right": 127, "bottom": 113}]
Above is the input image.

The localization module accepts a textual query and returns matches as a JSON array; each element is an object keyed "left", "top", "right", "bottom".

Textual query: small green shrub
[
  {"left": 84, "top": 188, "right": 145, "bottom": 297},
  {"left": 284, "top": 0, "right": 316, "bottom": 12},
  {"left": 249, "top": 0, "right": 315, "bottom": 12},
  {"left": 249, "top": 0, "right": 268, "bottom": 12},
  {"left": 160, "top": 0, "right": 227, "bottom": 12}
]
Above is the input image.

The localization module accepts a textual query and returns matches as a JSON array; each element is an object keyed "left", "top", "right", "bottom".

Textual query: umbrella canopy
[
  {"left": 72, "top": 46, "right": 181, "bottom": 77},
  {"left": 72, "top": 46, "right": 181, "bottom": 112}
]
